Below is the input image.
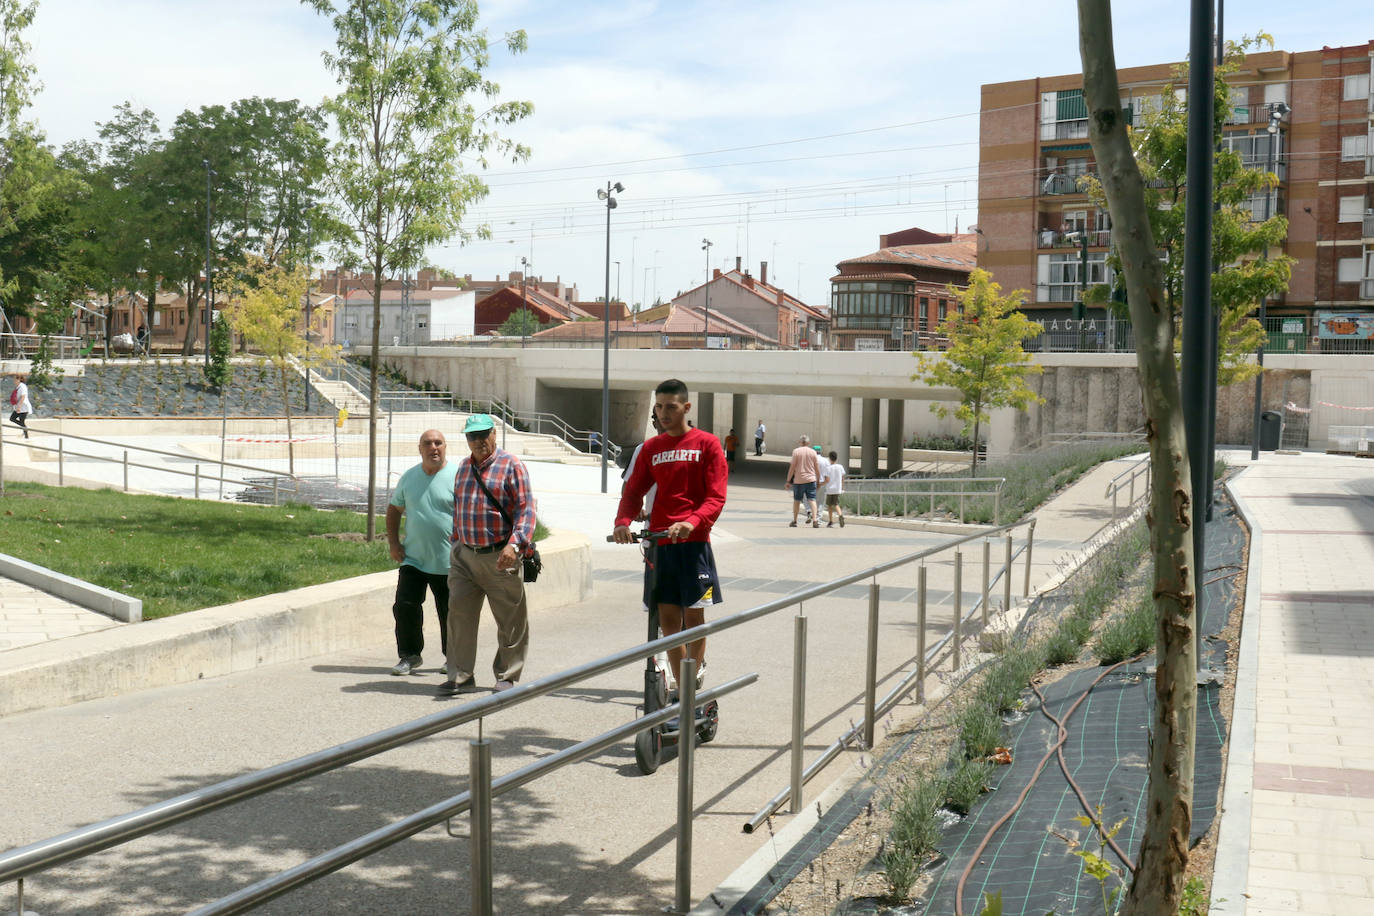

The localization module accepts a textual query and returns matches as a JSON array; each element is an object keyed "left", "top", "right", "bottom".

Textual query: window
[
  {"left": 1040, "top": 89, "right": 1089, "bottom": 140},
  {"left": 1341, "top": 134, "right": 1368, "bottom": 162},
  {"left": 153, "top": 312, "right": 162, "bottom": 327},
  {"left": 178, "top": 311, "right": 185, "bottom": 326},
  {"left": 938, "top": 299, "right": 948, "bottom": 321},
  {"left": 1344, "top": 73, "right": 1371, "bottom": 101},
  {"left": 1337, "top": 257, "right": 1363, "bottom": 283},
  {"left": 1037, "top": 251, "right": 1115, "bottom": 301},
  {"left": 1339, "top": 196, "right": 1366, "bottom": 223},
  {"left": 1263, "top": 82, "right": 1288, "bottom": 105}
]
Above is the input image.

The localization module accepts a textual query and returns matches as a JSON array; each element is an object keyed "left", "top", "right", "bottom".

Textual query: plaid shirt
[{"left": 452, "top": 448, "right": 536, "bottom": 550}]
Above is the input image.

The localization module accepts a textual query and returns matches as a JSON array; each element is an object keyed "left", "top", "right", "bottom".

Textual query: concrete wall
[{"left": 361, "top": 346, "right": 1374, "bottom": 457}]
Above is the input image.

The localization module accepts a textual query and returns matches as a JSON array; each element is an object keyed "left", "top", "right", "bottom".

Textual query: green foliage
[
  {"left": 497, "top": 307, "right": 548, "bottom": 337},
  {"left": 881, "top": 773, "right": 946, "bottom": 900},
  {"left": 1179, "top": 876, "right": 1211, "bottom": 916},
  {"left": 1086, "top": 34, "right": 1289, "bottom": 386},
  {"left": 958, "top": 702, "right": 1004, "bottom": 759},
  {"left": 204, "top": 312, "right": 234, "bottom": 391},
  {"left": 1057, "top": 807, "right": 1128, "bottom": 915},
  {"left": 975, "top": 891, "right": 1004, "bottom": 916},
  {"left": 1095, "top": 590, "right": 1157, "bottom": 664},
  {"left": 945, "top": 757, "right": 993, "bottom": 815},
  {"left": 0, "top": 482, "right": 394, "bottom": 619},
  {"left": 912, "top": 269, "right": 1045, "bottom": 476},
  {"left": 906, "top": 432, "right": 977, "bottom": 451}
]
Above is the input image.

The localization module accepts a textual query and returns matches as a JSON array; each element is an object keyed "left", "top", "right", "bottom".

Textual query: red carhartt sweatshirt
[{"left": 615, "top": 427, "right": 728, "bottom": 541}]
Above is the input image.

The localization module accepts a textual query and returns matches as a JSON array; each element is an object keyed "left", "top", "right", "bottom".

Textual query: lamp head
[
  {"left": 597, "top": 189, "right": 608, "bottom": 200},
  {"left": 613, "top": 181, "right": 624, "bottom": 193}
]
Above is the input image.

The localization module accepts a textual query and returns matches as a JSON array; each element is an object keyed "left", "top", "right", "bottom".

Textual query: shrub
[
  {"left": 1043, "top": 625, "right": 1083, "bottom": 666},
  {"left": 958, "top": 703, "right": 1003, "bottom": 759},
  {"left": 1095, "top": 592, "right": 1156, "bottom": 664},
  {"left": 882, "top": 774, "right": 947, "bottom": 900},
  {"left": 945, "top": 757, "right": 993, "bottom": 815}
]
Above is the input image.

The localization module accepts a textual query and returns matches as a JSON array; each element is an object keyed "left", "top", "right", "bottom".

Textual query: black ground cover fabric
[{"left": 919, "top": 497, "right": 1243, "bottom": 916}]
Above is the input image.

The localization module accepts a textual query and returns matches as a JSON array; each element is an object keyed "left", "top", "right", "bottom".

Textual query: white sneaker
[{"left": 695, "top": 661, "right": 707, "bottom": 690}]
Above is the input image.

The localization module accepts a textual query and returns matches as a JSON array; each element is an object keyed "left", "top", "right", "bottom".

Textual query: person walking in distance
[
  {"left": 754, "top": 419, "right": 766, "bottom": 456},
  {"left": 724, "top": 428, "right": 739, "bottom": 469},
  {"left": 8, "top": 373, "right": 31, "bottom": 439},
  {"left": 440, "top": 414, "right": 537, "bottom": 696},
  {"left": 785, "top": 434, "right": 821, "bottom": 528},
  {"left": 614, "top": 378, "right": 728, "bottom": 695},
  {"left": 823, "top": 450, "right": 847, "bottom": 528},
  {"left": 384, "top": 430, "right": 457, "bottom": 676}
]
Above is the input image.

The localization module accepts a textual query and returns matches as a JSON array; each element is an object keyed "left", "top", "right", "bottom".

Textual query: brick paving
[{"left": 1223, "top": 451, "right": 1374, "bottom": 915}]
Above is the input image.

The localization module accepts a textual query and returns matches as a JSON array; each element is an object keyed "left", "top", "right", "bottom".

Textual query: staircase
[{"left": 308, "top": 372, "right": 370, "bottom": 416}]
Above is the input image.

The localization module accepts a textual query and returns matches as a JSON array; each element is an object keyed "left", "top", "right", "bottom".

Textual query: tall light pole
[
  {"left": 202, "top": 159, "right": 215, "bottom": 369},
  {"left": 701, "top": 238, "right": 713, "bottom": 349},
  {"left": 630, "top": 236, "right": 637, "bottom": 316},
  {"left": 613, "top": 260, "right": 621, "bottom": 309},
  {"left": 1251, "top": 100, "right": 1290, "bottom": 460},
  {"left": 520, "top": 257, "right": 529, "bottom": 349},
  {"left": 597, "top": 180, "right": 624, "bottom": 493}
]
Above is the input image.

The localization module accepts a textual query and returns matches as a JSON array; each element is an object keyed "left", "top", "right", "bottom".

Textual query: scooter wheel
[
  {"left": 696, "top": 700, "right": 720, "bottom": 744},
  {"left": 634, "top": 727, "right": 661, "bottom": 774}
]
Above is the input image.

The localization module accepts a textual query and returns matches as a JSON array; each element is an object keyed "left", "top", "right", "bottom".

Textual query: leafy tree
[
  {"left": 225, "top": 259, "right": 338, "bottom": 475},
  {"left": 497, "top": 307, "right": 547, "bottom": 337},
  {"left": 306, "top": 0, "right": 533, "bottom": 538},
  {"left": 204, "top": 311, "right": 233, "bottom": 391},
  {"left": 1086, "top": 34, "right": 1290, "bottom": 385},
  {"left": 911, "top": 269, "right": 1044, "bottom": 476},
  {"left": 1078, "top": 2, "right": 1199, "bottom": 913}
]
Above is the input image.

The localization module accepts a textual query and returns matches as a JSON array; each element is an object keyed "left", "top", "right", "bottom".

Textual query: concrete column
[
  {"left": 831, "top": 396, "right": 852, "bottom": 471},
  {"left": 861, "top": 398, "right": 880, "bottom": 478},
  {"left": 886, "top": 399, "right": 905, "bottom": 477},
  {"left": 696, "top": 391, "right": 715, "bottom": 436},
  {"left": 732, "top": 393, "right": 749, "bottom": 465}
]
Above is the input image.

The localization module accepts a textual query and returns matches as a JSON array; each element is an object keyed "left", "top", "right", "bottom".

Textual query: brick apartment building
[
  {"left": 978, "top": 41, "right": 1374, "bottom": 349},
  {"left": 828, "top": 227, "right": 976, "bottom": 351}
]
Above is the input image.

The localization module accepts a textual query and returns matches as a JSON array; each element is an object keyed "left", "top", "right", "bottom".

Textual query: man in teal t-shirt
[{"left": 384, "top": 429, "right": 459, "bottom": 676}]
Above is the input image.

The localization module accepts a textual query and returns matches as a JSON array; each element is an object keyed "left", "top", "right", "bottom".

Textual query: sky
[{"left": 27, "top": 0, "right": 1374, "bottom": 308}]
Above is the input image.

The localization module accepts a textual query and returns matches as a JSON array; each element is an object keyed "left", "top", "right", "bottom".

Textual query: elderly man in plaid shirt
[{"left": 439, "top": 414, "right": 538, "bottom": 697}]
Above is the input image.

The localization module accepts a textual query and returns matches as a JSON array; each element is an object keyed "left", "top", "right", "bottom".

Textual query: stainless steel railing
[
  {"left": 1105, "top": 455, "right": 1152, "bottom": 519},
  {"left": 0, "top": 423, "right": 298, "bottom": 502},
  {"left": 0, "top": 517, "right": 1037, "bottom": 914},
  {"left": 844, "top": 476, "right": 1006, "bottom": 525}
]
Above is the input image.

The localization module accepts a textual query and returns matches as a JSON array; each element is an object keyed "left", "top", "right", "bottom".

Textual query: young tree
[
  {"left": 226, "top": 259, "right": 338, "bottom": 476},
  {"left": 204, "top": 311, "right": 233, "bottom": 392},
  {"left": 1086, "top": 34, "right": 1291, "bottom": 386},
  {"left": 911, "top": 269, "right": 1044, "bottom": 476},
  {"left": 496, "top": 307, "right": 545, "bottom": 338},
  {"left": 1078, "top": 2, "right": 1199, "bottom": 913},
  {"left": 305, "top": 0, "right": 533, "bottom": 538}
]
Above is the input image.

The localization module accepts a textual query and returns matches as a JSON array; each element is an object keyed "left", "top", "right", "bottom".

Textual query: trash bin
[{"left": 1260, "top": 410, "right": 1283, "bottom": 450}]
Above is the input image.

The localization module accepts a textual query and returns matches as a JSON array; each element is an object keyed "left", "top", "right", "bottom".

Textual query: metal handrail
[
  {"left": 0, "top": 515, "right": 1037, "bottom": 913},
  {"left": 1105, "top": 455, "right": 1151, "bottom": 519},
  {"left": 188, "top": 675, "right": 759, "bottom": 916},
  {"left": 844, "top": 476, "right": 1006, "bottom": 525}
]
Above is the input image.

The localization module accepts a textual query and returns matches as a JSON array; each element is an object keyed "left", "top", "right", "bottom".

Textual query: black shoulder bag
[{"left": 470, "top": 461, "right": 542, "bottom": 583}]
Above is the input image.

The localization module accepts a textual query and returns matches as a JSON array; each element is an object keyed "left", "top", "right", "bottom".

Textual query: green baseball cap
[
  {"left": 463, "top": 414, "right": 496, "bottom": 434},
  {"left": 813, "top": 445, "right": 822, "bottom": 452}
]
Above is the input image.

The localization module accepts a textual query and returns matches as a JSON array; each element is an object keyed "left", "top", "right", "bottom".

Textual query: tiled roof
[
  {"left": 663, "top": 304, "right": 779, "bottom": 344},
  {"left": 836, "top": 234, "right": 978, "bottom": 271},
  {"left": 531, "top": 318, "right": 663, "bottom": 339}
]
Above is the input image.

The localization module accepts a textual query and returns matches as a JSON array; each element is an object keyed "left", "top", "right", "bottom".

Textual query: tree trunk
[
  {"left": 182, "top": 274, "right": 202, "bottom": 357},
  {"left": 1077, "top": 2, "right": 1199, "bottom": 914},
  {"left": 365, "top": 252, "right": 381, "bottom": 542},
  {"left": 279, "top": 361, "right": 296, "bottom": 477},
  {"left": 970, "top": 415, "right": 981, "bottom": 478}
]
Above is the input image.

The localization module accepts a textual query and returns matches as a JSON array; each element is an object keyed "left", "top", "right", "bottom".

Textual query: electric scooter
[{"left": 609, "top": 530, "right": 720, "bottom": 775}]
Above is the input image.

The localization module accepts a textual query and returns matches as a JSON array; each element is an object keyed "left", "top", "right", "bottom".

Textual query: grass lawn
[{"left": 2, "top": 483, "right": 394, "bottom": 619}]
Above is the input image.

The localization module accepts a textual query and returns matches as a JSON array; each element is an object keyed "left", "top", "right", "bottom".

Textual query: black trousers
[
  {"left": 392, "top": 564, "right": 450, "bottom": 658},
  {"left": 754, "top": 436, "right": 764, "bottom": 456}
]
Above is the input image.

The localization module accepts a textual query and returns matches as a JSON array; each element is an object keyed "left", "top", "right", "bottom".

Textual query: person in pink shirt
[
  {"left": 614, "top": 378, "right": 728, "bottom": 691},
  {"left": 785, "top": 434, "right": 821, "bottom": 528}
]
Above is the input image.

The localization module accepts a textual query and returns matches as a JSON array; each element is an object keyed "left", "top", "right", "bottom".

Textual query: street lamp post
[
  {"left": 701, "top": 238, "right": 712, "bottom": 349},
  {"left": 202, "top": 159, "right": 216, "bottom": 369},
  {"left": 1251, "top": 100, "right": 1290, "bottom": 460},
  {"left": 597, "top": 180, "right": 624, "bottom": 494},
  {"left": 613, "top": 260, "right": 621, "bottom": 309},
  {"left": 520, "top": 257, "right": 529, "bottom": 349}
]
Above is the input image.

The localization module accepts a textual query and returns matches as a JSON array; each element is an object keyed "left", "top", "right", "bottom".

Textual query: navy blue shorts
[{"left": 644, "top": 541, "right": 723, "bottom": 610}]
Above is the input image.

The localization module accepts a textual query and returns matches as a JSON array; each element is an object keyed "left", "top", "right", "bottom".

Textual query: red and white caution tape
[{"left": 226, "top": 435, "right": 328, "bottom": 444}]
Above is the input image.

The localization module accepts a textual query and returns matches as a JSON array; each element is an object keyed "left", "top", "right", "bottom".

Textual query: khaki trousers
[{"left": 445, "top": 544, "right": 530, "bottom": 684}]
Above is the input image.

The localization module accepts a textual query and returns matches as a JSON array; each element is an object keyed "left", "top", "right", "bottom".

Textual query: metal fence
[
  {"left": 0, "top": 518, "right": 1038, "bottom": 916},
  {"left": 843, "top": 476, "right": 1006, "bottom": 525}
]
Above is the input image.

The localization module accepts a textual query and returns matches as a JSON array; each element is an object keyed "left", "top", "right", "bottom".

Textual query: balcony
[
  {"left": 1225, "top": 101, "right": 1289, "bottom": 126},
  {"left": 1041, "top": 172, "right": 1094, "bottom": 196},
  {"left": 1035, "top": 228, "right": 1112, "bottom": 250}
]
